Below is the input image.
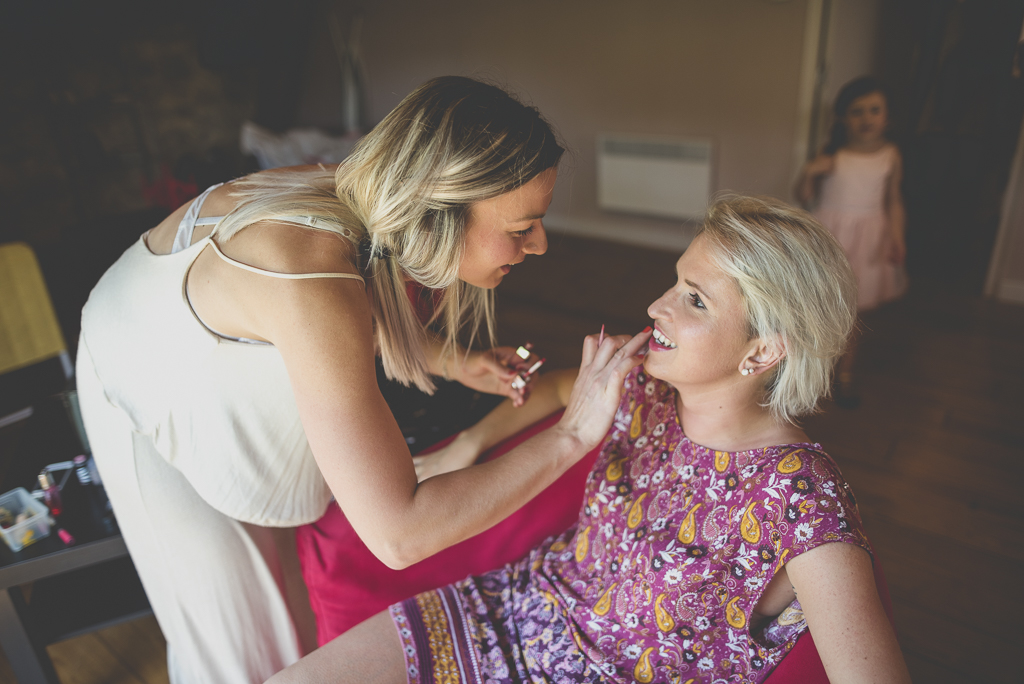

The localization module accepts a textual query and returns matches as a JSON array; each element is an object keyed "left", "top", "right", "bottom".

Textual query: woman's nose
[
  {"left": 523, "top": 223, "right": 548, "bottom": 256},
  {"left": 647, "top": 292, "right": 668, "bottom": 319}
]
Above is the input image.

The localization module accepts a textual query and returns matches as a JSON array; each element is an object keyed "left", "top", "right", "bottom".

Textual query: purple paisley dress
[{"left": 391, "top": 367, "right": 870, "bottom": 683}]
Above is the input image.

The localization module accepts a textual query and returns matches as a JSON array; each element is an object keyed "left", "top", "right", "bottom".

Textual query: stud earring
[{"left": 741, "top": 368, "right": 753, "bottom": 376}]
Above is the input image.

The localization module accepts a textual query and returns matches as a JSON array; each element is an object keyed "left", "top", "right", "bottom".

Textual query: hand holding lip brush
[{"left": 597, "top": 324, "right": 649, "bottom": 356}]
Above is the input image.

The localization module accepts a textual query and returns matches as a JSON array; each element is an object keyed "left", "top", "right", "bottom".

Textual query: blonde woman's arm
[
  {"left": 283, "top": 291, "right": 644, "bottom": 569},
  {"left": 413, "top": 368, "right": 578, "bottom": 481},
  {"left": 215, "top": 229, "right": 647, "bottom": 570},
  {"left": 785, "top": 543, "right": 912, "bottom": 684}
]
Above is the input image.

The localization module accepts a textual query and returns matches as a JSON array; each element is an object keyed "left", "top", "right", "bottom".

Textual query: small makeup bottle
[
  {"left": 73, "top": 455, "right": 116, "bottom": 533},
  {"left": 38, "top": 471, "right": 63, "bottom": 516}
]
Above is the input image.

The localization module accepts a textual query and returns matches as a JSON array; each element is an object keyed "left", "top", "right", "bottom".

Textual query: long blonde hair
[
  {"left": 214, "top": 76, "right": 564, "bottom": 392},
  {"left": 698, "top": 196, "right": 857, "bottom": 423}
]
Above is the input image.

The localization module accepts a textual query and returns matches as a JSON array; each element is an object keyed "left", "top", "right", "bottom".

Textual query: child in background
[{"left": 796, "top": 76, "right": 907, "bottom": 408}]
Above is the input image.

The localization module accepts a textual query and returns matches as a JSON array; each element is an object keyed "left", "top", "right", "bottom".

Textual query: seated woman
[{"left": 271, "top": 196, "right": 911, "bottom": 683}]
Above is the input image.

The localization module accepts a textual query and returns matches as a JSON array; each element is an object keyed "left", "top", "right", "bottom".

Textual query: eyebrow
[
  {"left": 509, "top": 212, "right": 546, "bottom": 223},
  {"left": 684, "top": 278, "right": 711, "bottom": 302}
]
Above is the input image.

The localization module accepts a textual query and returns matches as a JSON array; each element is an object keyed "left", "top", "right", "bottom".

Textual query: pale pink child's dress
[{"left": 814, "top": 144, "right": 907, "bottom": 311}]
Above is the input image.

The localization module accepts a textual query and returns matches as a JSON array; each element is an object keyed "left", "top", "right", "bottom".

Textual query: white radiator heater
[{"left": 597, "top": 134, "right": 713, "bottom": 221}]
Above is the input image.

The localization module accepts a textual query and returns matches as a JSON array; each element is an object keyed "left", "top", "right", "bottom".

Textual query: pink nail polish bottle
[{"left": 38, "top": 471, "right": 63, "bottom": 516}]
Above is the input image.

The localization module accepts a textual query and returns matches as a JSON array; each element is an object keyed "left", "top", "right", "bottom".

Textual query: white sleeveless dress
[
  {"left": 814, "top": 145, "right": 907, "bottom": 311},
  {"left": 76, "top": 186, "right": 363, "bottom": 683}
]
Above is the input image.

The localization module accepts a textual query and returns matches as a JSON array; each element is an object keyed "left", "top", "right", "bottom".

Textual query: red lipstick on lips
[{"left": 648, "top": 326, "right": 675, "bottom": 352}]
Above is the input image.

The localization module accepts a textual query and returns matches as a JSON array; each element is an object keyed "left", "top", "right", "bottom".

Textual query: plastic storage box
[{"left": 0, "top": 487, "right": 51, "bottom": 552}]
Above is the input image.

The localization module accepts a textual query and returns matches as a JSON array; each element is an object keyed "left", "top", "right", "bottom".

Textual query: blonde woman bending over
[
  {"left": 271, "top": 197, "right": 910, "bottom": 684},
  {"left": 76, "top": 76, "right": 646, "bottom": 683}
]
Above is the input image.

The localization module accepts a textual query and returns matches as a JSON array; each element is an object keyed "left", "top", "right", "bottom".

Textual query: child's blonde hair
[
  {"left": 698, "top": 196, "right": 857, "bottom": 423},
  {"left": 213, "top": 76, "right": 564, "bottom": 392}
]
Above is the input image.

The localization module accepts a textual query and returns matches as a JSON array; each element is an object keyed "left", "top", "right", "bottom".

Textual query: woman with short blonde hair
[
  {"left": 698, "top": 196, "right": 858, "bottom": 422},
  {"left": 271, "top": 196, "right": 910, "bottom": 684}
]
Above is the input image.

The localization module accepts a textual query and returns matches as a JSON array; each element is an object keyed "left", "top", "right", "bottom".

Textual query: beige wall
[
  {"left": 983, "top": 17, "right": 1024, "bottom": 304},
  {"left": 813, "top": 0, "right": 881, "bottom": 153},
  {"left": 987, "top": 114, "right": 1024, "bottom": 304},
  {"left": 320, "top": 0, "right": 814, "bottom": 250},
  {"left": 824, "top": 0, "right": 880, "bottom": 95}
]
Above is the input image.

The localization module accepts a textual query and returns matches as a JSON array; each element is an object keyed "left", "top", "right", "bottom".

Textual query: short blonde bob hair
[
  {"left": 696, "top": 196, "right": 857, "bottom": 423},
  {"left": 214, "top": 77, "right": 564, "bottom": 393}
]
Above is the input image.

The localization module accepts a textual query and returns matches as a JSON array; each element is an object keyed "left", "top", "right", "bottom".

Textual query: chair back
[
  {"left": 0, "top": 242, "right": 69, "bottom": 376},
  {"left": 0, "top": 242, "right": 75, "bottom": 429}
]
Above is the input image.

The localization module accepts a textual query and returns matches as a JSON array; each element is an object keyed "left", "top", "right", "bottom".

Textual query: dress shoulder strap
[
  {"left": 206, "top": 239, "right": 364, "bottom": 284},
  {"left": 193, "top": 213, "right": 350, "bottom": 232},
  {"left": 172, "top": 183, "right": 224, "bottom": 254}
]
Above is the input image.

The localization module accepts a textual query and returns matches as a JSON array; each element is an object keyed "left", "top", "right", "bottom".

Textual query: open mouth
[{"left": 651, "top": 327, "right": 677, "bottom": 350}]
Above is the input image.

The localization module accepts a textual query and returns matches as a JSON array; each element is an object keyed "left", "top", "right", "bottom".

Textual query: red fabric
[
  {"left": 297, "top": 411, "right": 896, "bottom": 683},
  {"left": 405, "top": 281, "right": 443, "bottom": 326},
  {"left": 141, "top": 164, "right": 198, "bottom": 212},
  {"left": 296, "top": 410, "right": 598, "bottom": 644}
]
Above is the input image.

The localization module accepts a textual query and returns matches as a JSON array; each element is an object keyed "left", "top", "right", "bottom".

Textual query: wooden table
[{"left": 0, "top": 514, "right": 150, "bottom": 683}]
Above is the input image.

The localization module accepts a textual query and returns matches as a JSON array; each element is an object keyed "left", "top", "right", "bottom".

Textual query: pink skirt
[{"left": 816, "top": 208, "right": 907, "bottom": 311}]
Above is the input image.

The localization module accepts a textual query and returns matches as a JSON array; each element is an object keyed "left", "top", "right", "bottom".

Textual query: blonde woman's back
[{"left": 77, "top": 176, "right": 355, "bottom": 680}]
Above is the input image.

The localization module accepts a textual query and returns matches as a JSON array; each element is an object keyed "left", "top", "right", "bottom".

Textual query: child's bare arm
[
  {"left": 886, "top": 149, "right": 907, "bottom": 264},
  {"left": 795, "top": 154, "right": 835, "bottom": 207}
]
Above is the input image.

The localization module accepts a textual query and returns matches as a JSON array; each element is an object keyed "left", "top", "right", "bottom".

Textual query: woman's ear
[{"left": 738, "top": 337, "right": 786, "bottom": 378}]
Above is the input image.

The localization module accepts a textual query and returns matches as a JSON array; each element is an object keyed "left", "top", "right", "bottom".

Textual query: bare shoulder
[
  {"left": 145, "top": 203, "right": 193, "bottom": 254},
  {"left": 779, "top": 425, "right": 810, "bottom": 445},
  {"left": 144, "top": 182, "right": 244, "bottom": 255},
  {"left": 218, "top": 220, "right": 360, "bottom": 278},
  {"left": 186, "top": 222, "right": 367, "bottom": 348},
  {"left": 763, "top": 424, "right": 810, "bottom": 451},
  {"left": 885, "top": 143, "right": 903, "bottom": 165},
  {"left": 885, "top": 145, "right": 903, "bottom": 188}
]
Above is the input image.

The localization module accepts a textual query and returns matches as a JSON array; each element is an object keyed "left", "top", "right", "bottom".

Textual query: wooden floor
[
  {"left": 0, "top": 616, "right": 168, "bottom": 684},
  {"left": 2, "top": 232, "right": 1021, "bottom": 683}
]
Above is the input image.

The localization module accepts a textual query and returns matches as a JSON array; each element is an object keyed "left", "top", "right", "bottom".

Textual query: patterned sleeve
[
  {"left": 764, "top": 446, "right": 871, "bottom": 566},
  {"left": 750, "top": 446, "right": 873, "bottom": 657}
]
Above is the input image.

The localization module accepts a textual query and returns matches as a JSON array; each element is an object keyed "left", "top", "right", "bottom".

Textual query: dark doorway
[{"left": 879, "top": 0, "right": 1024, "bottom": 294}]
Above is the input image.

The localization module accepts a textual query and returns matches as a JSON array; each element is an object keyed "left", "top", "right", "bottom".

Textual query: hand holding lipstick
[
  {"left": 510, "top": 344, "right": 545, "bottom": 392},
  {"left": 451, "top": 346, "right": 537, "bottom": 406}
]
